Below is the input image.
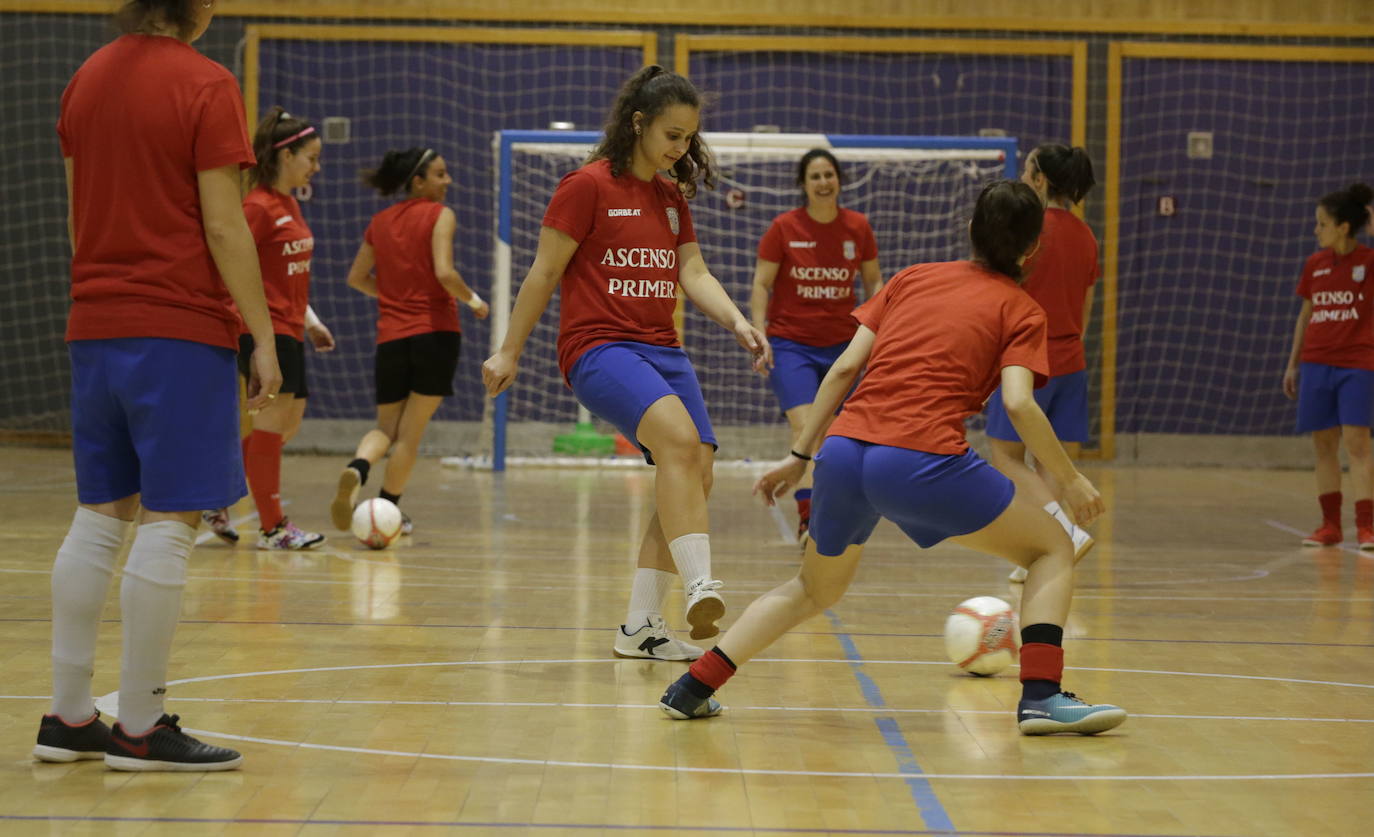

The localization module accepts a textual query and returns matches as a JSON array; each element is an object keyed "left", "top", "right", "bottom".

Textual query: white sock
[
  {"left": 118, "top": 520, "right": 193, "bottom": 735},
  {"left": 1043, "top": 500, "right": 1077, "bottom": 535},
  {"left": 625, "top": 568, "right": 676, "bottom": 628},
  {"left": 50, "top": 507, "right": 128, "bottom": 721},
  {"left": 667, "top": 533, "right": 712, "bottom": 587}
]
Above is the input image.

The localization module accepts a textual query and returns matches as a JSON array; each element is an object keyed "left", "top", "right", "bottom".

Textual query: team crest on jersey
[
  {"left": 1355, "top": 265, "right": 1367, "bottom": 283},
  {"left": 843, "top": 240, "right": 856, "bottom": 260},
  {"left": 665, "top": 207, "right": 679, "bottom": 236}
]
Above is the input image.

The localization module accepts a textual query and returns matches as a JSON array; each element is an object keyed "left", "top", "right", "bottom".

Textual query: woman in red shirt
[
  {"left": 1282, "top": 182, "right": 1374, "bottom": 547},
  {"left": 749, "top": 149, "right": 882, "bottom": 542},
  {"left": 983, "top": 143, "right": 1099, "bottom": 582},
  {"left": 483, "top": 66, "right": 770, "bottom": 662},
  {"left": 37, "top": 0, "right": 280, "bottom": 771},
  {"left": 660, "top": 180, "right": 1126, "bottom": 736},
  {"left": 330, "top": 148, "right": 489, "bottom": 535},
  {"left": 234, "top": 107, "right": 333, "bottom": 550}
]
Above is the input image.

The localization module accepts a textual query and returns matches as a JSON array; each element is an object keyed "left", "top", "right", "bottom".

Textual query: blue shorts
[
  {"left": 985, "top": 369, "right": 1090, "bottom": 443},
  {"left": 767, "top": 336, "right": 849, "bottom": 413},
  {"left": 808, "top": 436, "right": 1015, "bottom": 555},
  {"left": 69, "top": 338, "right": 246, "bottom": 512},
  {"left": 1296, "top": 362, "right": 1374, "bottom": 432},
  {"left": 569, "top": 342, "right": 717, "bottom": 464}
]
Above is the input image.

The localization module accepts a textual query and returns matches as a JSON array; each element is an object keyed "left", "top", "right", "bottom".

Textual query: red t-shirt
[
  {"left": 542, "top": 159, "right": 697, "bottom": 379},
  {"left": 58, "top": 35, "right": 254, "bottom": 350},
  {"left": 758, "top": 207, "right": 878, "bottom": 347},
  {"left": 243, "top": 186, "right": 313, "bottom": 340},
  {"left": 364, "top": 199, "right": 457, "bottom": 344},
  {"left": 1020, "top": 208, "right": 1099, "bottom": 376},
  {"left": 1297, "top": 244, "right": 1374, "bottom": 369},
  {"left": 828, "top": 261, "right": 1049, "bottom": 455}
]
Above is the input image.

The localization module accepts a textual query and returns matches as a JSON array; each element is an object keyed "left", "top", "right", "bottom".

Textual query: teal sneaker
[{"left": 1018, "top": 691, "right": 1126, "bottom": 735}]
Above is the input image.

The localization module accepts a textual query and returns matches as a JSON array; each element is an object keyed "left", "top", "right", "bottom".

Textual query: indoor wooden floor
[{"left": 1, "top": 446, "right": 1371, "bottom": 837}]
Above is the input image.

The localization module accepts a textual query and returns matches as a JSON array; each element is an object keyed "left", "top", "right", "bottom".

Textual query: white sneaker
[
  {"left": 256, "top": 519, "right": 326, "bottom": 550},
  {"left": 201, "top": 509, "right": 239, "bottom": 545},
  {"left": 399, "top": 511, "right": 413, "bottom": 536},
  {"left": 1009, "top": 513, "right": 1095, "bottom": 583},
  {"left": 684, "top": 578, "right": 725, "bottom": 640},
  {"left": 613, "top": 617, "right": 703, "bottom": 661}
]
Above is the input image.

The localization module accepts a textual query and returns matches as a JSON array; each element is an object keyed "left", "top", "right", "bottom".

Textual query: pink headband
[{"left": 273, "top": 126, "right": 316, "bottom": 149}]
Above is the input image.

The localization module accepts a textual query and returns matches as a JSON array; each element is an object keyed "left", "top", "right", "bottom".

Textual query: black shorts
[
  {"left": 238, "top": 333, "right": 308, "bottom": 398},
  {"left": 375, "top": 331, "right": 461, "bottom": 404}
]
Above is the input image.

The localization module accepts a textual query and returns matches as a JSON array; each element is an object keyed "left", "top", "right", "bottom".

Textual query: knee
[
  {"left": 1342, "top": 429, "right": 1371, "bottom": 458},
  {"left": 798, "top": 571, "right": 846, "bottom": 611},
  {"left": 648, "top": 430, "right": 702, "bottom": 473}
]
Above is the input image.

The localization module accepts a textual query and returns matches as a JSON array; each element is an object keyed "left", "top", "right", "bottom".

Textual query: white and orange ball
[
  {"left": 944, "top": 596, "right": 1019, "bottom": 676},
  {"left": 351, "top": 498, "right": 403, "bottom": 550}
]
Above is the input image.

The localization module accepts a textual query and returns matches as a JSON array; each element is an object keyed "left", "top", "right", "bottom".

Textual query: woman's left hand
[
  {"left": 733, "top": 319, "right": 773, "bottom": 373},
  {"left": 753, "top": 454, "right": 807, "bottom": 506},
  {"left": 306, "top": 322, "right": 336, "bottom": 352}
]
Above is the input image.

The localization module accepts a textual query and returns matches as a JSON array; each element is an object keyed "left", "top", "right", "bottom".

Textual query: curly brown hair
[{"left": 587, "top": 65, "right": 716, "bottom": 199}]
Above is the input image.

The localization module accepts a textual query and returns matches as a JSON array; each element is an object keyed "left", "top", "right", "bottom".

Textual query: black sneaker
[
  {"left": 105, "top": 714, "right": 243, "bottom": 772},
  {"left": 33, "top": 710, "right": 112, "bottom": 762},
  {"left": 658, "top": 680, "right": 723, "bottom": 720}
]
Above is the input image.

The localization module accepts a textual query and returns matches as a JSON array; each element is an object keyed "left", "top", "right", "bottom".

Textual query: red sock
[
  {"left": 1357, "top": 499, "right": 1372, "bottom": 530},
  {"left": 244, "top": 430, "right": 285, "bottom": 531},
  {"left": 1018, "top": 643, "right": 1064, "bottom": 685},
  {"left": 687, "top": 647, "right": 737, "bottom": 691},
  {"left": 1320, "top": 491, "right": 1342, "bottom": 526},
  {"left": 796, "top": 497, "right": 811, "bottom": 523}
]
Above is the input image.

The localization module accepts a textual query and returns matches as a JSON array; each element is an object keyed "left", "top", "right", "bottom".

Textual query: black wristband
[{"left": 789, "top": 449, "right": 812, "bottom": 462}]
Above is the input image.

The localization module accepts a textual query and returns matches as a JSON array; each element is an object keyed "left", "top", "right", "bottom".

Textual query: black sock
[
  {"left": 1020, "top": 623, "right": 1064, "bottom": 701},
  {"left": 379, "top": 489, "right": 401, "bottom": 506},
  {"left": 348, "top": 458, "right": 371, "bottom": 485}
]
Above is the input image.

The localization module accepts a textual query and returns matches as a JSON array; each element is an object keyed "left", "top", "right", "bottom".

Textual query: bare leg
[
  {"left": 379, "top": 394, "right": 444, "bottom": 496},
  {"left": 949, "top": 491, "right": 1074, "bottom": 628},
  {"left": 635, "top": 396, "right": 709, "bottom": 540},
  {"left": 636, "top": 442, "right": 715, "bottom": 572},
  {"left": 1313, "top": 427, "right": 1342, "bottom": 495},
  {"left": 714, "top": 542, "right": 864, "bottom": 665},
  {"left": 1341, "top": 425, "right": 1372, "bottom": 502}
]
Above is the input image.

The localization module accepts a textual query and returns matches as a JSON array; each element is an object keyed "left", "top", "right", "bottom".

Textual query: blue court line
[
  {"left": 0, "top": 817, "right": 1245, "bottom": 836},
  {"left": 825, "top": 610, "right": 957, "bottom": 833}
]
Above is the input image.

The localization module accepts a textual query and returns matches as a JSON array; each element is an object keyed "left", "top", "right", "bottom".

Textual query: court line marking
[
  {"left": 74, "top": 656, "right": 1374, "bottom": 780},
  {"left": 1, "top": 564, "right": 1365, "bottom": 603},
  {"left": 1264, "top": 519, "right": 1374, "bottom": 558},
  {"left": 0, "top": 815, "right": 1253, "bottom": 837},
  {"left": 825, "top": 610, "right": 954, "bottom": 831},
  {"left": 143, "top": 727, "right": 1374, "bottom": 782},
  {"left": 5, "top": 694, "right": 1372, "bottom": 724},
  {"left": 147, "top": 657, "right": 1374, "bottom": 692}
]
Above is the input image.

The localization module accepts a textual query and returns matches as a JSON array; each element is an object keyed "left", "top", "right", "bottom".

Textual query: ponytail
[
  {"left": 1030, "top": 143, "right": 1096, "bottom": 205},
  {"left": 248, "top": 106, "right": 316, "bottom": 189},
  {"left": 1319, "top": 182, "right": 1374, "bottom": 236},
  {"left": 969, "top": 180, "right": 1044, "bottom": 281},
  {"left": 114, "top": 0, "right": 198, "bottom": 40},
  {"left": 361, "top": 147, "right": 435, "bottom": 197}
]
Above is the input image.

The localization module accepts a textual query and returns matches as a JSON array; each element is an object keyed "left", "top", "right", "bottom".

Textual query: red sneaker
[
  {"left": 1358, "top": 527, "right": 1374, "bottom": 551},
  {"left": 1302, "top": 521, "right": 1342, "bottom": 546}
]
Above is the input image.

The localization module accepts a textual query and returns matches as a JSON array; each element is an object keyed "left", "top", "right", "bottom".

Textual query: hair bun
[{"left": 1349, "top": 182, "right": 1374, "bottom": 206}]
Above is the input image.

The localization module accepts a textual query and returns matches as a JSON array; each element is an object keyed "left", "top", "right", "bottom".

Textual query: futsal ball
[
  {"left": 944, "top": 596, "right": 1019, "bottom": 676},
  {"left": 351, "top": 498, "right": 403, "bottom": 550}
]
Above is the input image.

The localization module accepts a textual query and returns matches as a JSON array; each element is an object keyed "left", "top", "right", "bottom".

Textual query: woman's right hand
[
  {"left": 482, "top": 351, "right": 518, "bottom": 397},
  {"left": 1059, "top": 472, "right": 1104, "bottom": 528},
  {"left": 1282, "top": 365, "right": 1299, "bottom": 401},
  {"left": 245, "top": 344, "right": 283, "bottom": 411}
]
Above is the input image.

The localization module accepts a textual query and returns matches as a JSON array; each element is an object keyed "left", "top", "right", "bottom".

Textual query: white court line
[
  {"left": 7, "top": 693, "right": 1369, "bottom": 724},
  {"left": 1, "top": 564, "right": 1364, "bottom": 604},
  {"left": 141, "top": 657, "right": 1374, "bottom": 692},
  {"left": 1264, "top": 519, "right": 1374, "bottom": 559},
  {"left": 161, "top": 727, "right": 1374, "bottom": 782}
]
